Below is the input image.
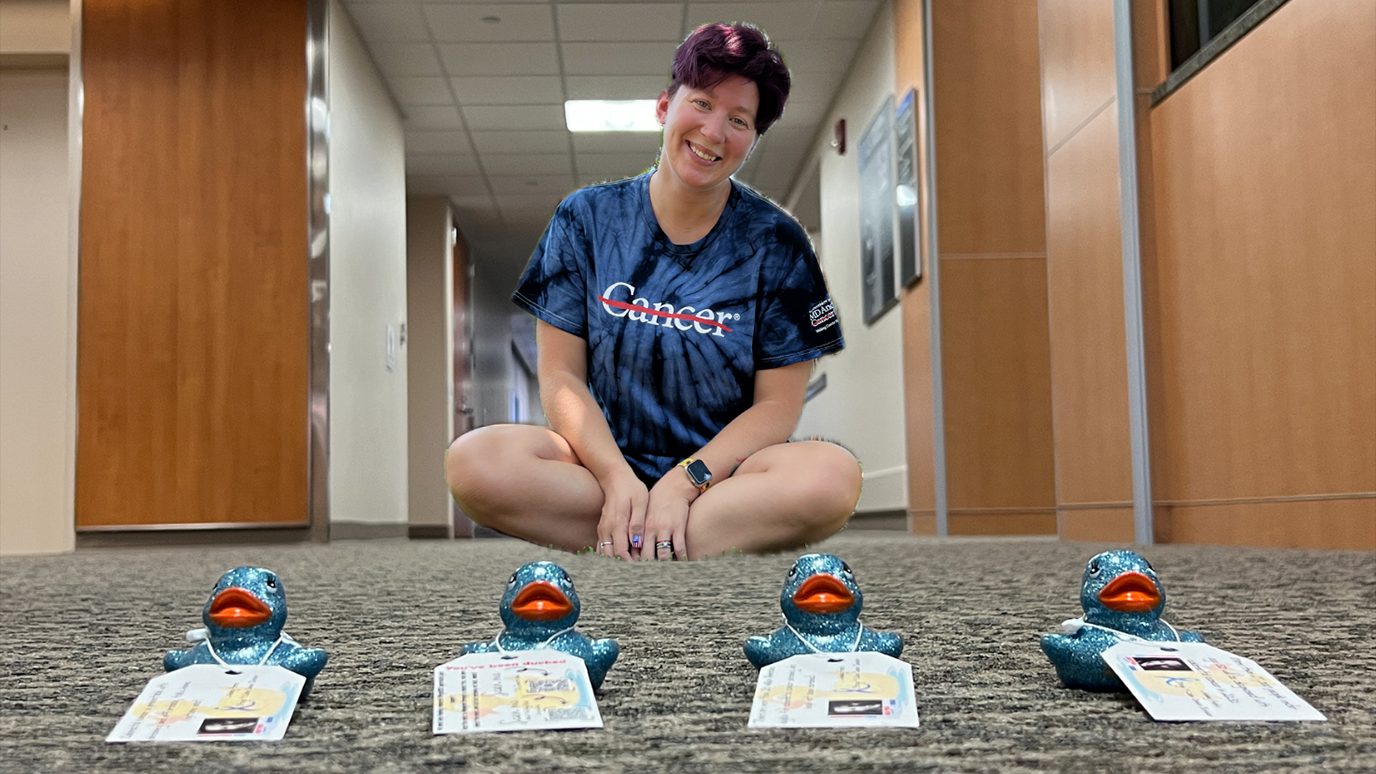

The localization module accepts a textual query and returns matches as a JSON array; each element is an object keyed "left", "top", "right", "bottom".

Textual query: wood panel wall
[
  {"left": 77, "top": 0, "right": 309, "bottom": 528},
  {"left": 1144, "top": 0, "right": 1376, "bottom": 549},
  {"left": 1037, "top": 0, "right": 1135, "bottom": 542},
  {"left": 925, "top": 0, "right": 1056, "bottom": 535}
]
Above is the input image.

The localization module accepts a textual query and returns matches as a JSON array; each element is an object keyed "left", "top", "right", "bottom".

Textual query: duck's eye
[
  {"left": 507, "top": 573, "right": 518, "bottom": 586},
  {"left": 560, "top": 569, "right": 571, "bottom": 582},
  {"left": 787, "top": 566, "right": 797, "bottom": 579},
  {"left": 841, "top": 562, "right": 854, "bottom": 576},
  {"left": 265, "top": 575, "right": 277, "bottom": 590},
  {"left": 1088, "top": 561, "right": 1101, "bottom": 576},
  {"left": 1145, "top": 560, "right": 1155, "bottom": 572}
]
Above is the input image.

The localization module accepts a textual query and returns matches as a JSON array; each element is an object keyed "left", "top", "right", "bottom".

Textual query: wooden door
[{"left": 76, "top": 0, "right": 309, "bottom": 528}]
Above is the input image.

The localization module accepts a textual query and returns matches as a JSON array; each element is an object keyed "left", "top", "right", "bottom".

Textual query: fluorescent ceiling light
[{"left": 564, "top": 100, "right": 660, "bottom": 133}]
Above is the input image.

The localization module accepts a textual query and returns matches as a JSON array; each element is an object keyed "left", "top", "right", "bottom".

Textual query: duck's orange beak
[
  {"left": 208, "top": 587, "right": 272, "bottom": 628},
  {"left": 1098, "top": 572, "right": 1161, "bottom": 613},
  {"left": 511, "top": 581, "right": 573, "bottom": 621},
  {"left": 792, "top": 575, "right": 854, "bottom": 614}
]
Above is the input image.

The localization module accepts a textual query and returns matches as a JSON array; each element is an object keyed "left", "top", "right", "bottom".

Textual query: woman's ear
[{"left": 655, "top": 89, "right": 671, "bottom": 125}]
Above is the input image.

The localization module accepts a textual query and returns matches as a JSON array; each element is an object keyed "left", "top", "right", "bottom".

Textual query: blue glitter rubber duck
[
  {"left": 164, "top": 566, "right": 329, "bottom": 698},
  {"left": 460, "top": 561, "right": 619, "bottom": 690},
  {"left": 1041, "top": 549, "right": 1205, "bottom": 691},
  {"left": 744, "top": 553, "right": 904, "bottom": 668}
]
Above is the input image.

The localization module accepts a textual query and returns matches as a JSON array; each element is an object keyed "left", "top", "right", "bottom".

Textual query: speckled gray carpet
[{"left": 1, "top": 532, "right": 1373, "bottom": 772}]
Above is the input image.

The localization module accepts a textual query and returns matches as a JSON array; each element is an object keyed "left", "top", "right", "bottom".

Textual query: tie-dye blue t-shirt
[{"left": 512, "top": 171, "right": 844, "bottom": 484}]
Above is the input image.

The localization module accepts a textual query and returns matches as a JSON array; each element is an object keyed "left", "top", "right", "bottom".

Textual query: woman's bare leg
[
  {"left": 682, "top": 440, "right": 862, "bottom": 559},
  {"left": 444, "top": 424, "right": 604, "bottom": 552}
]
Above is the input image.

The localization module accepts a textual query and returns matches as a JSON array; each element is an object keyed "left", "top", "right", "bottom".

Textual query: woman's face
[{"left": 655, "top": 74, "right": 760, "bottom": 195}]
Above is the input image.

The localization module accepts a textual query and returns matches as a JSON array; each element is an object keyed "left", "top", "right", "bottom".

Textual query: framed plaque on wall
[
  {"left": 857, "top": 95, "right": 897, "bottom": 325},
  {"left": 895, "top": 88, "right": 924, "bottom": 287}
]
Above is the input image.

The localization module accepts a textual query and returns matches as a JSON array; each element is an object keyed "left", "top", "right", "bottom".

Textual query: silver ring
[
  {"left": 597, "top": 541, "right": 614, "bottom": 548},
  {"left": 654, "top": 540, "right": 674, "bottom": 550}
]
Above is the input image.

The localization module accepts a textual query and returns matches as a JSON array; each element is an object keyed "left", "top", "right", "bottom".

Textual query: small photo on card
[
  {"left": 1132, "top": 656, "right": 1193, "bottom": 672},
  {"left": 197, "top": 717, "right": 261, "bottom": 735},
  {"left": 828, "top": 699, "right": 884, "bottom": 716}
]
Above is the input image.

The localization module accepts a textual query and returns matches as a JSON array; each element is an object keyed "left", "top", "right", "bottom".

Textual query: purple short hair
[{"left": 669, "top": 22, "right": 791, "bottom": 135}]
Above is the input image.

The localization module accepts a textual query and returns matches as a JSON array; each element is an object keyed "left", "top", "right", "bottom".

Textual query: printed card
[
  {"left": 1102, "top": 641, "right": 1326, "bottom": 722},
  {"left": 433, "top": 650, "right": 602, "bottom": 734},
  {"left": 107, "top": 665, "right": 305, "bottom": 743},
  {"left": 748, "top": 652, "right": 920, "bottom": 729}
]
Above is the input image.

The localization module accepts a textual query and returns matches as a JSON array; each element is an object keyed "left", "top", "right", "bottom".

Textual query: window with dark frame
[{"left": 1167, "top": 0, "right": 1267, "bottom": 70}]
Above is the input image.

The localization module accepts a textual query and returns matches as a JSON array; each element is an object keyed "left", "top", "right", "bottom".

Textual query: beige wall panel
[
  {"left": 1044, "top": 107, "right": 1134, "bottom": 505},
  {"left": 1059, "top": 507, "right": 1134, "bottom": 543},
  {"left": 1156, "top": 499, "right": 1376, "bottom": 551},
  {"left": 1129, "top": 0, "right": 1169, "bottom": 90},
  {"left": 77, "top": 0, "right": 308, "bottom": 527},
  {"left": 1149, "top": 0, "right": 1376, "bottom": 502},
  {"left": 931, "top": 0, "right": 1046, "bottom": 254},
  {"left": 940, "top": 259, "right": 1056, "bottom": 510},
  {"left": 1038, "top": 0, "right": 1115, "bottom": 153}
]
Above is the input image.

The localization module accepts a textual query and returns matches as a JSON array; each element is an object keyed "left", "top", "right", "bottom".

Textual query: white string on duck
[
  {"left": 781, "top": 613, "right": 865, "bottom": 654},
  {"left": 185, "top": 627, "right": 296, "bottom": 668},
  {"left": 491, "top": 626, "right": 577, "bottom": 654},
  {"left": 1058, "top": 617, "right": 1181, "bottom": 642}
]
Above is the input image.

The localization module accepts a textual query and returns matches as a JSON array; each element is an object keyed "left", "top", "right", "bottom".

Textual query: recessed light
[
  {"left": 564, "top": 100, "right": 660, "bottom": 133},
  {"left": 481, "top": 15, "right": 501, "bottom": 24}
]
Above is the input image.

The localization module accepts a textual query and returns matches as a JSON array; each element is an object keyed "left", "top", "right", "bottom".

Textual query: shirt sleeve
[
  {"left": 755, "top": 222, "right": 846, "bottom": 368},
  {"left": 511, "top": 196, "right": 590, "bottom": 337}
]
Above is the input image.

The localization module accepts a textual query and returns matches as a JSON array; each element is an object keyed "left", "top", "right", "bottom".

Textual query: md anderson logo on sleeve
[{"left": 597, "top": 281, "right": 740, "bottom": 337}]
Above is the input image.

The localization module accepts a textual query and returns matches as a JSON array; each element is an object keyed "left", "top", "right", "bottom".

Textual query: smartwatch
[{"left": 677, "top": 458, "right": 713, "bottom": 493}]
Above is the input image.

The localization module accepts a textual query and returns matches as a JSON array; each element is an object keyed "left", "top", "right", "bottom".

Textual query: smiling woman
[{"left": 445, "top": 22, "right": 861, "bottom": 563}]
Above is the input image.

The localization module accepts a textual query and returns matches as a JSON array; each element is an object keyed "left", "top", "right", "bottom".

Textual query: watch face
[{"left": 686, "top": 459, "right": 712, "bottom": 486}]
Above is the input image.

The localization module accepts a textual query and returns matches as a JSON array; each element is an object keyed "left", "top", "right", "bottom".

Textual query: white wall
[
  {"left": 0, "top": 68, "right": 73, "bottom": 554},
  {"left": 792, "top": 3, "right": 908, "bottom": 512},
  {"left": 328, "top": 0, "right": 409, "bottom": 527},
  {"left": 0, "top": 0, "right": 69, "bottom": 59},
  {"left": 405, "top": 197, "right": 453, "bottom": 531}
]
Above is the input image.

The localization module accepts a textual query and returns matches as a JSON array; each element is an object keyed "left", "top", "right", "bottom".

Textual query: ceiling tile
[
  {"left": 498, "top": 192, "right": 565, "bottom": 216},
  {"left": 779, "top": 100, "right": 827, "bottom": 128},
  {"left": 487, "top": 174, "right": 578, "bottom": 195},
  {"left": 469, "top": 130, "right": 570, "bottom": 155},
  {"left": 556, "top": 4, "right": 683, "bottom": 42},
  {"left": 684, "top": 2, "right": 822, "bottom": 41},
  {"left": 461, "top": 104, "right": 568, "bottom": 131},
  {"left": 481, "top": 153, "right": 575, "bottom": 176},
  {"left": 813, "top": 0, "right": 883, "bottom": 40},
  {"left": 402, "top": 104, "right": 466, "bottom": 130},
  {"left": 344, "top": 2, "right": 430, "bottom": 43},
  {"left": 560, "top": 42, "right": 670, "bottom": 76},
  {"left": 451, "top": 75, "right": 565, "bottom": 105},
  {"left": 368, "top": 42, "right": 444, "bottom": 76},
  {"left": 438, "top": 42, "right": 560, "bottom": 76},
  {"left": 787, "top": 70, "right": 843, "bottom": 106},
  {"left": 423, "top": 3, "right": 555, "bottom": 42},
  {"left": 389, "top": 76, "right": 455, "bottom": 106},
  {"left": 575, "top": 152, "right": 657, "bottom": 178},
  {"left": 773, "top": 38, "right": 859, "bottom": 74},
  {"left": 405, "top": 130, "right": 472, "bottom": 155},
  {"left": 405, "top": 154, "right": 481, "bottom": 176},
  {"left": 565, "top": 75, "right": 666, "bottom": 100},
  {"left": 406, "top": 174, "right": 489, "bottom": 198},
  {"left": 572, "top": 132, "right": 662, "bottom": 155}
]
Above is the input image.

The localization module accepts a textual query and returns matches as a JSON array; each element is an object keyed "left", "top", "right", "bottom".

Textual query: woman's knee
[
  {"left": 444, "top": 426, "right": 520, "bottom": 511},
  {"left": 792, "top": 441, "right": 863, "bottom": 530}
]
